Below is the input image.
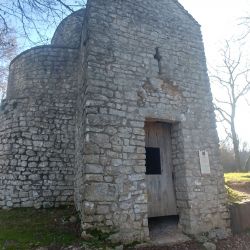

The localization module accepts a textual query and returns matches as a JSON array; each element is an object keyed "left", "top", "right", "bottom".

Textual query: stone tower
[{"left": 0, "top": 0, "right": 230, "bottom": 243}]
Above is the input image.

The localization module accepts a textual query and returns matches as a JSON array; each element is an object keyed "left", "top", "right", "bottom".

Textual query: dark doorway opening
[
  {"left": 148, "top": 215, "right": 189, "bottom": 244},
  {"left": 148, "top": 215, "right": 179, "bottom": 239}
]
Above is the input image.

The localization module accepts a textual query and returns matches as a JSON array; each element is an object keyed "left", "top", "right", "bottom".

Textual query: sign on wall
[{"left": 199, "top": 150, "right": 211, "bottom": 175}]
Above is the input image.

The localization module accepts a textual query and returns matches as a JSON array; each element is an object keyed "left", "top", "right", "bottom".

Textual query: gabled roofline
[{"left": 173, "top": 0, "right": 200, "bottom": 27}]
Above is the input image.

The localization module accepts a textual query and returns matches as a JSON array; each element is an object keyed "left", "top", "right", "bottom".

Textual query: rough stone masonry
[{"left": 0, "top": 0, "right": 230, "bottom": 244}]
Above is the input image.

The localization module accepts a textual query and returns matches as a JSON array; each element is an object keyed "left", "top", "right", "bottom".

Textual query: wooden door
[{"left": 145, "top": 122, "right": 177, "bottom": 217}]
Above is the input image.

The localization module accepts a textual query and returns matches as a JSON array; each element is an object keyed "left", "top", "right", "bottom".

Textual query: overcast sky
[{"left": 179, "top": 0, "right": 250, "bottom": 146}]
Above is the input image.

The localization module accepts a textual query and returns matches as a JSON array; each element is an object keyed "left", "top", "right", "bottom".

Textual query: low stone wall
[
  {"left": 230, "top": 202, "right": 250, "bottom": 233},
  {"left": 0, "top": 46, "right": 79, "bottom": 209}
]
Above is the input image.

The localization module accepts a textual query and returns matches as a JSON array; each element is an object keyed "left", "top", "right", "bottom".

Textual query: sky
[{"left": 179, "top": 0, "right": 250, "bottom": 146}]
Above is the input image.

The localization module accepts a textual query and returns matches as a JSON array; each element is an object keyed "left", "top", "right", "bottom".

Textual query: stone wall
[
  {"left": 0, "top": 1, "right": 230, "bottom": 245},
  {"left": 74, "top": 12, "right": 88, "bottom": 212},
  {"left": 0, "top": 46, "right": 79, "bottom": 208},
  {"left": 51, "top": 9, "right": 85, "bottom": 48},
  {"left": 74, "top": 0, "right": 230, "bottom": 243}
]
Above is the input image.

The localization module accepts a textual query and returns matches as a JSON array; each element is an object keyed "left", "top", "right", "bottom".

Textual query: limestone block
[{"left": 85, "top": 183, "right": 117, "bottom": 202}]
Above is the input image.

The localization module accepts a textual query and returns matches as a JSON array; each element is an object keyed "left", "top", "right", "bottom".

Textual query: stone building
[{"left": 0, "top": 0, "right": 230, "bottom": 243}]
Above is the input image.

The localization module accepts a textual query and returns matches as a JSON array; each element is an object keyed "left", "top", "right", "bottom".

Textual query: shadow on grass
[{"left": 0, "top": 206, "right": 81, "bottom": 250}]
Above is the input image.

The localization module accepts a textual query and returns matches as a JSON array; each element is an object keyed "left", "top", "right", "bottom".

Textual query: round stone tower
[{"left": 0, "top": 9, "right": 84, "bottom": 209}]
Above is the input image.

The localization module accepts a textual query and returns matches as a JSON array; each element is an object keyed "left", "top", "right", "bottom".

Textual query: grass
[
  {"left": 0, "top": 206, "right": 81, "bottom": 250},
  {"left": 0, "top": 207, "right": 123, "bottom": 250},
  {"left": 225, "top": 185, "right": 248, "bottom": 203},
  {"left": 224, "top": 173, "right": 250, "bottom": 184},
  {"left": 85, "top": 229, "right": 119, "bottom": 249},
  {"left": 224, "top": 173, "right": 250, "bottom": 203}
]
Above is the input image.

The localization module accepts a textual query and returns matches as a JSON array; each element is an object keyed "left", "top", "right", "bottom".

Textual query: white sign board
[{"left": 199, "top": 150, "right": 211, "bottom": 175}]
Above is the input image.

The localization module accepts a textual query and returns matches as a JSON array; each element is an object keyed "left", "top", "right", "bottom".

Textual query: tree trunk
[
  {"left": 231, "top": 122, "right": 241, "bottom": 171},
  {"left": 245, "top": 155, "right": 250, "bottom": 172}
]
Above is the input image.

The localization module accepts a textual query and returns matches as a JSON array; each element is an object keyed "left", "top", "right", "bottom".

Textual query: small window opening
[{"left": 145, "top": 147, "right": 161, "bottom": 175}]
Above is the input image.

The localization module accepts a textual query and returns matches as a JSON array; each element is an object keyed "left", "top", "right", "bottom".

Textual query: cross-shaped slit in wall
[{"left": 154, "top": 47, "right": 162, "bottom": 74}]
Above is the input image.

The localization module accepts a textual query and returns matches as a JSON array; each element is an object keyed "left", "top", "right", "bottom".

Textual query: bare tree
[
  {"left": 241, "top": 141, "right": 250, "bottom": 171},
  {"left": 0, "top": 27, "right": 17, "bottom": 100},
  {"left": 211, "top": 41, "right": 250, "bottom": 172},
  {"left": 239, "top": 16, "right": 250, "bottom": 40},
  {"left": 220, "top": 143, "right": 236, "bottom": 172},
  {"left": 245, "top": 155, "right": 250, "bottom": 171},
  {"left": 0, "top": 0, "right": 85, "bottom": 45}
]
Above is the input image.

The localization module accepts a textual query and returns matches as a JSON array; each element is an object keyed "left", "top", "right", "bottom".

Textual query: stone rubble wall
[
  {"left": 74, "top": 14, "right": 88, "bottom": 213},
  {"left": 74, "top": 0, "right": 230, "bottom": 243},
  {"left": 0, "top": 46, "right": 79, "bottom": 208}
]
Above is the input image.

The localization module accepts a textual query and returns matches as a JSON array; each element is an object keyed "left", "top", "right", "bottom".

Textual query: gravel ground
[
  {"left": 216, "top": 231, "right": 250, "bottom": 250},
  {"left": 136, "top": 231, "right": 250, "bottom": 250},
  {"left": 33, "top": 231, "right": 250, "bottom": 249},
  {"left": 136, "top": 241, "right": 203, "bottom": 250}
]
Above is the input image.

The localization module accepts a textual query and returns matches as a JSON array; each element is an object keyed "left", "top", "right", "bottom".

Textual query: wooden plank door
[{"left": 145, "top": 122, "right": 177, "bottom": 217}]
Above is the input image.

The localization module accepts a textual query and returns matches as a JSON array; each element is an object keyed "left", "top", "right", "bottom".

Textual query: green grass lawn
[
  {"left": 0, "top": 206, "right": 81, "bottom": 250},
  {"left": 0, "top": 206, "right": 122, "bottom": 250},
  {"left": 224, "top": 172, "right": 250, "bottom": 184}
]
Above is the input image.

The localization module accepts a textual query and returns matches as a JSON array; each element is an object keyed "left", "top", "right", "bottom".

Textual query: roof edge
[
  {"left": 9, "top": 45, "right": 78, "bottom": 67},
  {"left": 173, "top": 0, "right": 200, "bottom": 27}
]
